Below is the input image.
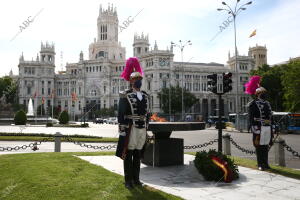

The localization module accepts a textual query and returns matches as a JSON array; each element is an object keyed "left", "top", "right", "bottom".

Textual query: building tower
[
  {"left": 40, "top": 42, "right": 55, "bottom": 64},
  {"left": 97, "top": 4, "right": 118, "bottom": 42},
  {"left": 133, "top": 33, "right": 150, "bottom": 57},
  {"left": 248, "top": 44, "right": 267, "bottom": 69},
  {"left": 89, "top": 4, "right": 125, "bottom": 60}
]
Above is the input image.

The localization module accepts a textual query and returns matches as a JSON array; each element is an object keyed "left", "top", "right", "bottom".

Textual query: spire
[
  {"left": 9, "top": 69, "right": 13, "bottom": 76},
  {"left": 80, "top": 51, "right": 84, "bottom": 61},
  {"left": 36, "top": 54, "right": 39, "bottom": 61},
  {"left": 154, "top": 41, "right": 158, "bottom": 50},
  {"left": 19, "top": 52, "right": 24, "bottom": 61},
  {"left": 228, "top": 50, "right": 230, "bottom": 60}
]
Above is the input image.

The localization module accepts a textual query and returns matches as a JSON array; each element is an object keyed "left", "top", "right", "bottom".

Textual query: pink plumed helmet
[
  {"left": 244, "top": 75, "right": 261, "bottom": 95},
  {"left": 121, "top": 57, "right": 143, "bottom": 81}
]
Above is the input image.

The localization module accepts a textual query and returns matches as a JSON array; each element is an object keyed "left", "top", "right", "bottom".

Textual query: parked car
[
  {"left": 111, "top": 118, "right": 118, "bottom": 125},
  {"left": 94, "top": 118, "right": 104, "bottom": 124},
  {"left": 107, "top": 117, "right": 118, "bottom": 124}
]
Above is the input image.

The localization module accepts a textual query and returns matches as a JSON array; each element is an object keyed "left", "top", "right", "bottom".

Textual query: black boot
[
  {"left": 124, "top": 150, "right": 134, "bottom": 189},
  {"left": 256, "top": 146, "right": 264, "bottom": 170},
  {"left": 132, "top": 150, "right": 143, "bottom": 186},
  {"left": 262, "top": 145, "right": 271, "bottom": 169}
]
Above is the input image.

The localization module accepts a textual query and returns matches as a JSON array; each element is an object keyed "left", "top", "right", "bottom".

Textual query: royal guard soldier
[
  {"left": 245, "top": 76, "right": 273, "bottom": 171},
  {"left": 115, "top": 57, "right": 151, "bottom": 189}
]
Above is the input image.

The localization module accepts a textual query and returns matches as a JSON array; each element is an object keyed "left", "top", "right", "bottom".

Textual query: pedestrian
[
  {"left": 207, "top": 118, "right": 212, "bottom": 128},
  {"left": 245, "top": 76, "right": 273, "bottom": 171},
  {"left": 115, "top": 57, "right": 150, "bottom": 189}
]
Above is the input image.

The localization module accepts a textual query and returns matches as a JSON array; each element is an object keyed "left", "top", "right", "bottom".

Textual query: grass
[
  {"left": 229, "top": 156, "right": 300, "bottom": 180},
  {"left": 0, "top": 136, "right": 118, "bottom": 143},
  {"left": 187, "top": 152, "right": 300, "bottom": 180},
  {"left": 0, "top": 152, "right": 182, "bottom": 200}
]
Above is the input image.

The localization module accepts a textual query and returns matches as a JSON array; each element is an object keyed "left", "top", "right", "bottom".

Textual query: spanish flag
[
  {"left": 249, "top": 29, "right": 256, "bottom": 38},
  {"left": 211, "top": 156, "right": 233, "bottom": 183}
]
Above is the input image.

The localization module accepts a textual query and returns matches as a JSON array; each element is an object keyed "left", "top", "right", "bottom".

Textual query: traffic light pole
[
  {"left": 218, "top": 94, "right": 222, "bottom": 152},
  {"left": 207, "top": 72, "right": 232, "bottom": 153}
]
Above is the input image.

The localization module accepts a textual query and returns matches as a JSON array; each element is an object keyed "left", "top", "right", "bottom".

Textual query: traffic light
[
  {"left": 223, "top": 72, "right": 232, "bottom": 93},
  {"left": 207, "top": 74, "right": 218, "bottom": 94}
]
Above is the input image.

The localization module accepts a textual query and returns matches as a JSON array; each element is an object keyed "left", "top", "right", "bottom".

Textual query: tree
[
  {"left": 14, "top": 110, "right": 27, "bottom": 125},
  {"left": 157, "top": 85, "right": 198, "bottom": 114},
  {"left": 0, "top": 76, "right": 18, "bottom": 105},
  {"left": 37, "top": 105, "right": 45, "bottom": 116},
  {"left": 52, "top": 106, "right": 61, "bottom": 119},
  {"left": 282, "top": 60, "right": 300, "bottom": 112},
  {"left": 95, "top": 107, "right": 116, "bottom": 117},
  {"left": 250, "top": 64, "right": 285, "bottom": 111},
  {"left": 59, "top": 110, "right": 69, "bottom": 124}
]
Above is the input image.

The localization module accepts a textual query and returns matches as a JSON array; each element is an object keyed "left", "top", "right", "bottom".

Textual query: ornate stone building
[{"left": 16, "top": 4, "right": 267, "bottom": 120}]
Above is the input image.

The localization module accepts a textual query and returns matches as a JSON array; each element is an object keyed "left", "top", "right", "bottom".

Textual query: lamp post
[
  {"left": 169, "top": 60, "right": 172, "bottom": 121},
  {"left": 217, "top": 0, "right": 252, "bottom": 130},
  {"left": 171, "top": 40, "right": 192, "bottom": 121}
]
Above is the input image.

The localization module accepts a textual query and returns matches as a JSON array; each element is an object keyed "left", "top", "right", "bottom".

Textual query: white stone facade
[{"left": 16, "top": 5, "right": 267, "bottom": 120}]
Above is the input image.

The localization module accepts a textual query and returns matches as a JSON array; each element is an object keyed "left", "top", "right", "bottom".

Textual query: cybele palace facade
[{"left": 16, "top": 4, "right": 267, "bottom": 120}]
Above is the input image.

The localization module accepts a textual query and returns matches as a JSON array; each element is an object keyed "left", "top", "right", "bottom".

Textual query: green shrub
[
  {"left": 46, "top": 122, "right": 53, "bottom": 127},
  {"left": 194, "top": 149, "right": 239, "bottom": 182},
  {"left": 58, "top": 110, "right": 69, "bottom": 124},
  {"left": 14, "top": 110, "right": 27, "bottom": 125},
  {"left": 80, "top": 123, "right": 89, "bottom": 127}
]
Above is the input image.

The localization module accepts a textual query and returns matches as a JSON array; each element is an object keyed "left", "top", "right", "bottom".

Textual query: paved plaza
[
  {"left": 79, "top": 154, "right": 300, "bottom": 200},
  {"left": 0, "top": 123, "right": 119, "bottom": 137}
]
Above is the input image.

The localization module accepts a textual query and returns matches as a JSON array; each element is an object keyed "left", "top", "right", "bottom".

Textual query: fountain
[{"left": 26, "top": 98, "right": 34, "bottom": 116}]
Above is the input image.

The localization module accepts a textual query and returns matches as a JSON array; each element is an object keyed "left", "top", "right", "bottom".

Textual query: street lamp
[
  {"left": 217, "top": 0, "right": 252, "bottom": 130},
  {"left": 171, "top": 40, "right": 192, "bottom": 121}
]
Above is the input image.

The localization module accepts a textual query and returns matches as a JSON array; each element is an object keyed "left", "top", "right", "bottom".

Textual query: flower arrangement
[{"left": 194, "top": 149, "right": 239, "bottom": 183}]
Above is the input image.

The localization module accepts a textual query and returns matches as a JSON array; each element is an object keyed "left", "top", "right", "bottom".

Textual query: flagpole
[
  {"left": 35, "top": 92, "right": 37, "bottom": 124},
  {"left": 52, "top": 90, "right": 54, "bottom": 119},
  {"left": 41, "top": 97, "right": 42, "bottom": 116}
]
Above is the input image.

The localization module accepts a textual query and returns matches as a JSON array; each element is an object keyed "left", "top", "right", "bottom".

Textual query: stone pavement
[{"left": 79, "top": 154, "right": 300, "bottom": 200}]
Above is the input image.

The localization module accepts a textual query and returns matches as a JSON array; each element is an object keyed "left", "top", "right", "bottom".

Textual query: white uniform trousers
[
  {"left": 128, "top": 126, "right": 146, "bottom": 150},
  {"left": 260, "top": 126, "right": 271, "bottom": 145}
]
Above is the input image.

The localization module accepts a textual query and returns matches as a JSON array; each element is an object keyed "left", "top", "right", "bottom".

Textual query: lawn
[{"left": 0, "top": 152, "right": 182, "bottom": 200}]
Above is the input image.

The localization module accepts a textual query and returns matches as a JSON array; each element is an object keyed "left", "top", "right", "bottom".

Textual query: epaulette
[
  {"left": 119, "top": 89, "right": 132, "bottom": 98},
  {"left": 247, "top": 99, "right": 256, "bottom": 107},
  {"left": 141, "top": 90, "right": 148, "bottom": 96}
]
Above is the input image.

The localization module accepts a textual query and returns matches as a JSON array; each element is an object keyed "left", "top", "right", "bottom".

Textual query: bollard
[
  {"left": 222, "top": 133, "right": 231, "bottom": 155},
  {"left": 54, "top": 132, "right": 63, "bottom": 152},
  {"left": 274, "top": 137, "right": 285, "bottom": 167}
]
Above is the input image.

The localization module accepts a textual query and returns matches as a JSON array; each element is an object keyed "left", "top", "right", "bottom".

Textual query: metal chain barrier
[
  {"left": 63, "top": 135, "right": 117, "bottom": 150},
  {"left": 0, "top": 137, "right": 52, "bottom": 152},
  {"left": 283, "top": 142, "right": 300, "bottom": 158},
  {"left": 229, "top": 138, "right": 256, "bottom": 155},
  {"left": 184, "top": 139, "right": 219, "bottom": 150}
]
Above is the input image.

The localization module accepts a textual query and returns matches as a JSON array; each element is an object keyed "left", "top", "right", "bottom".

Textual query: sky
[{"left": 0, "top": 0, "right": 300, "bottom": 76}]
